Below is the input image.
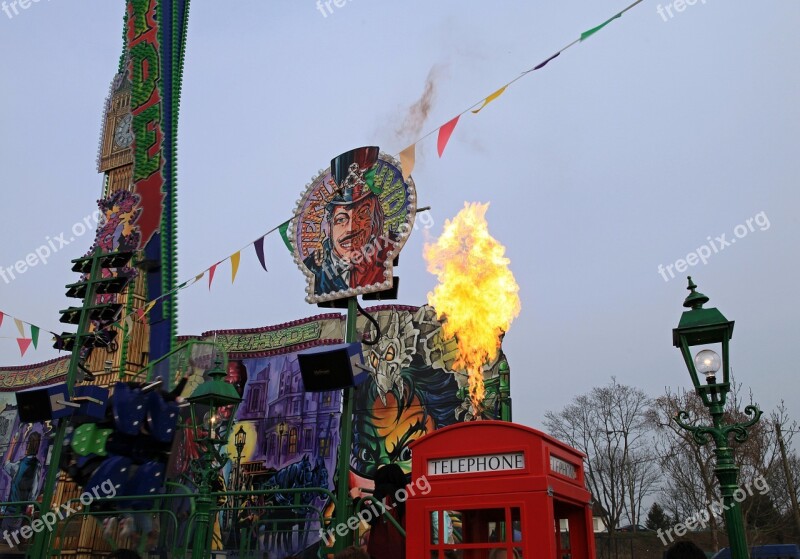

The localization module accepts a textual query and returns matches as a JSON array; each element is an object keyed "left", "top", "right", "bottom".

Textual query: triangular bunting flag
[
  {"left": 14, "top": 318, "right": 24, "bottom": 337},
  {"left": 230, "top": 252, "right": 241, "bottom": 283},
  {"left": 254, "top": 237, "right": 268, "bottom": 272},
  {"left": 278, "top": 221, "right": 293, "bottom": 254},
  {"left": 364, "top": 165, "right": 380, "bottom": 195},
  {"left": 400, "top": 145, "right": 416, "bottom": 181},
  {"left": 437, "top": 116, "right": 460, "bottom": 157},
  {"left": 0, "top": 311, "right": 4, "bottom": 329},
  {"left": 17, "top": 338, "right": 32, "bottom": 357},
  {"left": 533, "top": 52, "right": 560, "bottom": 71},
  {"left": 580, "top": 12, "right": 622, "bottom": 41},
  {"left": 124, "top": 314, "right": 134, "bottom": 332},
  {"left": 471, "top": 86, "right": 507, "bottom": 114},
  {"left": 208, "top": 264, "right": 218, "bottom": 290},
  {"left": 143, "top": 301, "right": 157, "bottom": 315},
  {"left": 134, "top": 308, "right": 146, "bottom": 322},
  {"left": 30, "top": 325, "right": 39, "bottom": 349},
  {"left": 195, "top": 272, "right": 204, "bottom": 282}
]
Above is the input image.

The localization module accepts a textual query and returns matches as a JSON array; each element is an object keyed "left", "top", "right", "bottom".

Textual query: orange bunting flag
[
  {"left": 14, "top": 318, "right": 24, "bottom": 337},
  {"left": 437, "top": 116, "right": 460, "bottom": 157},
  {"left": 230, "top": 252, "right": 241, "bottom": 283},
  {"left": 208, "top": 264, "right": 218, "bottom": 290},
  {"left": 17, "top": 338, "right": 32, "bottom": 357},
  {"left": 400, "top": 145, "right": 416, "bottom": 181},
  {"left": 471, "top": 86, "right": 507, "bottom": 114}
]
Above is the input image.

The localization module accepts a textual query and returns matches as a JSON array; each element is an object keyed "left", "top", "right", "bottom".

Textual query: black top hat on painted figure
[{"left": 328, "top": 146, "right": 379, "bottom": 208}]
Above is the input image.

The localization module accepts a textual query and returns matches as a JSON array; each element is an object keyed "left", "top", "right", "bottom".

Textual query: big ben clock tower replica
[{"left": 35, "top": 1, "right": 193, "bottom": 555}]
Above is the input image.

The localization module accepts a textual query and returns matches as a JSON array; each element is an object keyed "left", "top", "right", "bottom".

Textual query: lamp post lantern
[
  {"left": 672, "top": 277, "right": 761, "bottom": 559},
  {"left": 234, "top": 425, "right": 246, "bottom": 491},
  {"left": 186, "top": 355, "right": 243, "bottom": 559}
]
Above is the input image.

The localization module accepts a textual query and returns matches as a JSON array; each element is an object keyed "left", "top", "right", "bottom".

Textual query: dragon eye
[
  {"left": 384, "top": 346, "right": 395, "bottom": 361},
  {"left": 371, "top": 353, "right": 379, "bottom": 368},
  {"left": 398, "top": 446, "right": 412, "bottom": 462}
]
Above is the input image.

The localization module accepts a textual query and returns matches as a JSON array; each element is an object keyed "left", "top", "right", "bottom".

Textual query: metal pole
[
  {"left": 776, "top": 421, "right": 800, "bottom": 534},
  {"left": 192, "top": 457, "right": 214, "bottom": 559},
  {"left": 29, "top": 248, "right": 105, "bottom": 559},
  {"left": 709, "top": 402, "right": 749, "bottom": 559},
  {"left": 331, "top": 297, "right": 358, "bottom": 553}
]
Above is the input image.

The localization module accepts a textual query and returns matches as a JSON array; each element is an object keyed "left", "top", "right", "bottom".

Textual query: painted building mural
[{"left": 0, "top": 305, "right": 509, "bottom": 557}]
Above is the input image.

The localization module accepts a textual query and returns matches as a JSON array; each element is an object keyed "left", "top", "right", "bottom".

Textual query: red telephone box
[{"left": 407, "top": 421, "right": 595, "bottom": 559}]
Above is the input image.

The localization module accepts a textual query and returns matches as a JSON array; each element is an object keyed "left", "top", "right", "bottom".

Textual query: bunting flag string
[
  {"left": 4, "top": 0, "right": 647, "bottom": 357},
  {"left": 0, "top": 309, "right": 61, "bottom": 357}
]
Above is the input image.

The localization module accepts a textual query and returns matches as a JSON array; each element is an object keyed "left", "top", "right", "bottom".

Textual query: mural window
[
  {"left": 288, "top": 428, "right": 298, "bottom": 454},
  {"left": 319, "top": 436, "right": 330, "bottom": 458},
  {"left": 292, "top": 399, "right": 300, "bottom": 415},
  {"left": 248, "top": 386, "right": 262, "bottom": 412},
  {"left": 0, "top": 417, "right": 8, "bottom": 437},
  {"left": 303, "top": 428, "right": 313, "bottom": 451},
  {"left": 320, "top": 392, "right": 333, "bottom": 406},
  {"left": 267, "top": 434, "right": 276, "bottom": 457}
]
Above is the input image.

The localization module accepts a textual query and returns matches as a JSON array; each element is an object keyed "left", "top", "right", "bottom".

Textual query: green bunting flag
[
  {"left": 364, "top": 165, "right": 380, "bottom": 195},
  {"left": 580, "top": 12, "right": 622, "bottom": 41},
  {"left": 30, "top": 325, "right": 39, "bottom": 349},
  {"left": 278, "top": 221, "right": 293, "bottom": 254}
]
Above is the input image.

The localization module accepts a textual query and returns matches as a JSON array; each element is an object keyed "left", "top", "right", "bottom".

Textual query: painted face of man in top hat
[{"left": 330, "top": 194, "right": 381, "bottom": 262}]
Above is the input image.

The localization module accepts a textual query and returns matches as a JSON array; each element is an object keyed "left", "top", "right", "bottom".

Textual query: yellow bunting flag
[
  {"left": 143, "top": 301, "right": 157, "bottom": 315},
  {"left": 471, "top": 86, "right": 507, "bottom": 114},
  {"left": 230, "top": 252, "right": 241, "bottom": 283},
  {"left": 400, "top": 145, "right": 416, "bottom": 181},
  {"left": 14, "top": 318, "right": 24, "bottom": 337}
]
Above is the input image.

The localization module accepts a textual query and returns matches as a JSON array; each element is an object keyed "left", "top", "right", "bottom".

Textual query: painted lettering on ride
[{"left": 127, "top": 0, "right": 165, "bottom": 248}]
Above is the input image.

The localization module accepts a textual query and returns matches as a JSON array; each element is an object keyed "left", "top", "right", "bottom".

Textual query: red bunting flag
[
  {"left": 0, "top": 311, "right": 4, "bottom": 328},
  {"left": 437, "top": 116, "right": 460, "bottom": 157},
  {"left": 17, "top": 338, "right": 32, "bottom": 357},
  {"left": 208, "top": 264, "right": 218, "bottom": 290}
]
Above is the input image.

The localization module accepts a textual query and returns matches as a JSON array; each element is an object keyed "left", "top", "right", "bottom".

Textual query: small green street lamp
[
  {"left": 672, "top": 277, "right": 761, "bottom": 559},
  {"left": 186, "top": 355, "right": 243, "bottom": 559}
]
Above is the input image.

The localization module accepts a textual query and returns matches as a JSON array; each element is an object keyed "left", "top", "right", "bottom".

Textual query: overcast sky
[{"left": 1, "top": 1, "right": 798, "bottom": 432}]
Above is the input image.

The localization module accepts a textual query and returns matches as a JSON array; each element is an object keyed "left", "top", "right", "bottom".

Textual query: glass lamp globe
[{"left": 694, "top": 349, "right": 721, "bottom": 380}]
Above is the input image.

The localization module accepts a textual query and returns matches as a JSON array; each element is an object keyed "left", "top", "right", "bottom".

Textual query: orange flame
[{"left": 424, "top": 202, "right": 521, "bottom": 417}]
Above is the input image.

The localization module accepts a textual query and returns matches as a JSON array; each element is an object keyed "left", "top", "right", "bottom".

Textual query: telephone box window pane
[
  {"left": 511, "top": 507, "right": 522, "bottom": 542},
  {"left": 431, "top": 510, "right": 456, "bottom": 544},
  {"left": 446, "top": 508, "right": 505, "bottom": 544},
  {"left": 488, "top": 548, "right": 519, "bottom": 559}
]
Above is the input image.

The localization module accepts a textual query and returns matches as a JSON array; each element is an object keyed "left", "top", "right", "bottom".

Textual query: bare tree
[
  {"left": 649, "top": 384, "right": 799, "bottom": 548},
  {"left": 544, "top": 378, "right": 659, "bottom": 535}
]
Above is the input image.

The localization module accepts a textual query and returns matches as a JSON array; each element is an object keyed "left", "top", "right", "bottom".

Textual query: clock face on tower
[{"left": 113, "top": 113, "right": 134, "bottom": 148}]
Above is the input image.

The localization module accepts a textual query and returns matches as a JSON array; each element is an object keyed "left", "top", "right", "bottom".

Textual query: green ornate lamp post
[
  {"left": 186, "top": 355, "right": 243, "bottom": 559},
  {"left": 672, "top": 277, "right": 761, "bottom": 559}
]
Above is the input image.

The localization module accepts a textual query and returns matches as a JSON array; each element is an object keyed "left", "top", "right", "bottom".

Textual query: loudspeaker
[
  {"left": 298, "top": 343, "right": 362, "bottom": 392},
  {"left": 16, "top": 383, "right": 73, "bottom": 422}
]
